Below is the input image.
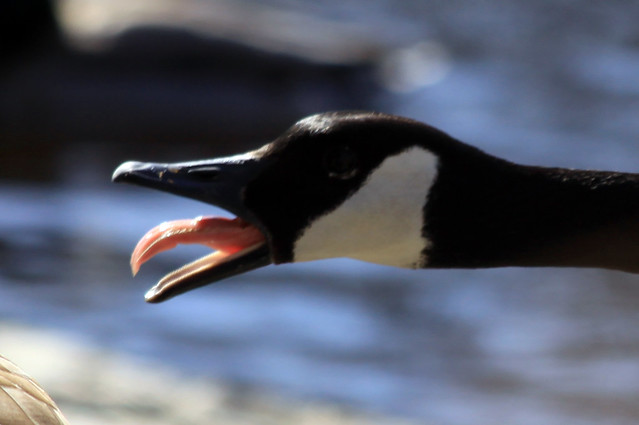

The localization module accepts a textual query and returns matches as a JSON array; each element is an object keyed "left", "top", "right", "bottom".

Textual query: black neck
[{"left": 424, "top": 153, "right": 639, "bottom": 273}]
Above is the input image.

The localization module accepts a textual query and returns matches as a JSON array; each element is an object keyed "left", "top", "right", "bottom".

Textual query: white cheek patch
[{"left": 294, "top": 146, "right": 438, "bottom": 268}]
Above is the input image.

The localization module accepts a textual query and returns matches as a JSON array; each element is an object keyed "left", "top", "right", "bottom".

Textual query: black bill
[{"left": 112, "top": 157, "right": 272, "bottom": 303}]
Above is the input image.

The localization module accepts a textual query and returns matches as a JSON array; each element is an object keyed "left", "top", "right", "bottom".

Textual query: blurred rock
[{"left": 0, "top": 324, "right": 417, "bottom": 425}]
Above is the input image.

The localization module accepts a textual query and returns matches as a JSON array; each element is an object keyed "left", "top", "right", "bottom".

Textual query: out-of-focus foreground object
[{"left": 0, "top": 356, "right": 69, "bottom": 425}]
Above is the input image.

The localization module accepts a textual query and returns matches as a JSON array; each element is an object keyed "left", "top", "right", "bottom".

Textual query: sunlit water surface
[{"left": 4, "top": 1, "right": 639, "bottom": 424}]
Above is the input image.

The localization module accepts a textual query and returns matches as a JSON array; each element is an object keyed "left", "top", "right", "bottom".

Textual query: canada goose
[
  {"left": 113, "top": 111, "right": 639, "bottom": 303},
  {"left": 0, "top": 355, "right": 69, "bottom": 425}
]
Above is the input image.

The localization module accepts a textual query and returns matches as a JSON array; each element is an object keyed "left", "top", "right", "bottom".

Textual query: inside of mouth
[{"left": 131, "top": 215, "right": 266, "bottom": 277}]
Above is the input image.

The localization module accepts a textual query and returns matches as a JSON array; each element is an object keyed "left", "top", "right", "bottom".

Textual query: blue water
[
  {"left": 2, "top": 180, "right": 639, "bottom": 425},
  {"left": 3, "top": 1, "right": 639, "bottom": 424}
]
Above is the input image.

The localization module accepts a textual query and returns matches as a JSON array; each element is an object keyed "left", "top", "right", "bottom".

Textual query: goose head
[{"left": 113, "top": 111, "right": 639, "bottom": 302}]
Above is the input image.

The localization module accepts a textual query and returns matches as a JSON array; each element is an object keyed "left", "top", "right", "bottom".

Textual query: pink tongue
[{"left": 131, "top": 216, "right": 264, "bottom": 275}]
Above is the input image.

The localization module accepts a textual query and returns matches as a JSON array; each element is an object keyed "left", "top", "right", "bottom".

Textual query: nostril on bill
[{"left": 187, "top": 166, "right": 221, "bottom": 181}]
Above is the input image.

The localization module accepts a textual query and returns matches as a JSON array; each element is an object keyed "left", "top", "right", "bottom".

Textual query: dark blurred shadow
[
  {"left": 1, "top": 0, "right": 60, "bottom": 65},
  {"left": 0, "top": 0, "right": 378, "bottom": 181}
]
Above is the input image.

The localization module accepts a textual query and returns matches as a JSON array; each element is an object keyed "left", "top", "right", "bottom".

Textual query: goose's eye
[{"left": 323, "top": 146, "right": 360, "bottom": 180}]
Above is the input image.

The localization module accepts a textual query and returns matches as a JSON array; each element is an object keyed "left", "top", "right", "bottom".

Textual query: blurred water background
[{"left": 2, "top": 1, "right": 639, "bottom": 424}]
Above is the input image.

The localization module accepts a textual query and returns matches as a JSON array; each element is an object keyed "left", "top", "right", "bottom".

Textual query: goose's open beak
[{"left": 112, "top": 157, "right": 272, "bottom": 303}]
